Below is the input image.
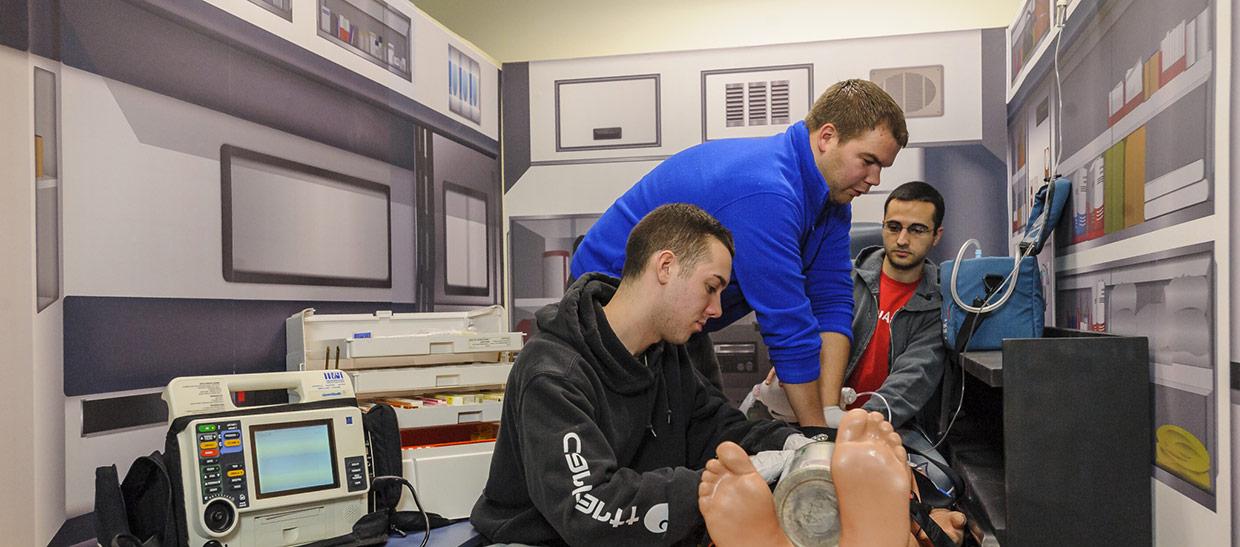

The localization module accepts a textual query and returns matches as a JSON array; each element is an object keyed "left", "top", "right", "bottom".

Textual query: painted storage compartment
[{"left": 555, "top": 75, "right": 660, "bottom": 151}]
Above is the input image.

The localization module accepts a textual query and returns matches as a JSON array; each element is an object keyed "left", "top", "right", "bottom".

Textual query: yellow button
[
  {"left": 199, "top": 441, "right": 219, "bottom": 450},
  {"left": 223, "top": 439, "right": 241, "bottom": 447},
  {"left": 227, "top": 469, "right": 245, "bottom": 478}
]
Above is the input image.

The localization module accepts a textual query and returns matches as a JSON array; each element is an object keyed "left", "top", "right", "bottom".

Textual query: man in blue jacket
[
  {"left": 746, "top": 181, "right": 948, "bottom": 434},
  {"left": 571, "top": 79, "right": 908, "bottom": 427}
]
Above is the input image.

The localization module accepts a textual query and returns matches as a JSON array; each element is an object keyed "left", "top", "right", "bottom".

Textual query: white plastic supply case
[
  {"left": 287, "top": 307, "right": 522, "bottom": 371},
  {"left": 398, "top": 442, "right": 497, "bottom": 519}
]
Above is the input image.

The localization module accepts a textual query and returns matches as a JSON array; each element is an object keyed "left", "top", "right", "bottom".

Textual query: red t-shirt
[{"left": 846, "top": 271, "right": 920, "bottom": 409}]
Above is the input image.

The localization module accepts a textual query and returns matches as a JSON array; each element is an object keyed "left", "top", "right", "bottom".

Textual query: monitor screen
[{"left": 251, "top": 419, "right": 339, "bottom": 498}]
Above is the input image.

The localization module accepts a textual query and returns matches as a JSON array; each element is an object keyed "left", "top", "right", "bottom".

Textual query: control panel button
[
  {"left": 204, "top": 486, "right": 221, "bottom": 494},
  {"left": 199, "top": 441, "right": 219, "bottom": 450},
  {"left": 197, "top": 433, "right": 217, "bottom": 442},
  {"left": 203, "top": 458, "right": 219, "bottom": 466},
  {"left": 203, "top": 472, "right": 220, "bottom": 480},
  {"left": 202, "top": 465, "right": 220, "bottom": 474},
  {"left": 199, "top": 449, "right": 219, "bottom": 458},
  {"left": 227, "top": 463, "right": 243, "bottom": 471},
  {"left": 196, "top": 424, "right": 217, "bottom": 433},
  {"left": 227, "top": 469, "right": 245, "bottom": 478},
  {"left": 222, "top": 431, "right": 241, "bottom": 440},
  {"left": 223, "top": 439, "right": 241, "bottom": 448},
  {"left": 204, "top": 479, "right": 221, "bottom": 487}
]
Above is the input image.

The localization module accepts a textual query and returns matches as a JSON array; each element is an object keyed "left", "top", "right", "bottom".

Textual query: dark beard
[{"left": 885, "top": 253, "right": 921, "bottom": 271}]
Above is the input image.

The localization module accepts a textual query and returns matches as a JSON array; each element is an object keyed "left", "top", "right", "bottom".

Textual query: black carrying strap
[
  {"left": 302, "top": 476, "right": 451, "bottom": 547},
  {"left": 910, "top": 500, "right": 959, "bottom": 547},
  {"left": 363, "top": 404, "right": 404, "bottom": 511},
  {"left": 95, "top": 464, "right": 140, "bottom": 547},
  {"left": 905, "top": 439, "right": 965, "bottom": 508}
]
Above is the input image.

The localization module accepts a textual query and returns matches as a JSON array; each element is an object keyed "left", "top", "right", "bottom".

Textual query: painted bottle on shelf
[
  {"left": 1088, "top": 156, "right": 1105, "bottom": 239},
  {"left": 1091, "top": 280, "right": 1107, "bottom": 333},
  {"left": 1072, "top": 166, "right": 1088, "bottom": 243}
]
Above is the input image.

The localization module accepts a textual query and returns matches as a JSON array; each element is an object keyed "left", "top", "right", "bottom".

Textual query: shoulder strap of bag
[
  {"left": 909, "top": 500, "right": 959, "bottom": 547},
  {"left": 95, "top": 464, "right": 133, "bottom": 546}
]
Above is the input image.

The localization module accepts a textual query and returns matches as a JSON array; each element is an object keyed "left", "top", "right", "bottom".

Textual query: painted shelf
[
  {"left": 317, "top": 0, "right": 412, "bottom": 81},
  {"left": 389, "top": 400, "right": 503, "bottom": 429},
  {"left": 1054, "top": 216, "right": 1214, "bottom": 274},
  {"left": 1006, "top": 0, "right": 1086, "bottom": 103},
  {"left": 1059, "top": 51, "right": 1212, "bottom": 176},
  {"left": 513, "top": 297, "right": 559, "bottom": 311},
  {"left": 347, "top": 362, "right": 512, "bottom": 396}
]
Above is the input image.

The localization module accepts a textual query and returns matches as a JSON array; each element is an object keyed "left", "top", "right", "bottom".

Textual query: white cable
[
  {"left": 948, "top": 238, "right": 1037, "bottom": 315},
  {"left": 854, "top": 391, "right": 893, "bottom": 424},
  {"left": 1054, "top": 30, "right": 1064, "bottom": 176}
]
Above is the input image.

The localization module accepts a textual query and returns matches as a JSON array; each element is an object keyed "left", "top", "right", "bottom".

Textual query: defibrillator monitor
[
  {"left": 163, "top": 371, "right": 369, "bottom": 546},
  {"left": 251, "top": 419, "right": 340, "bottom": 498}
]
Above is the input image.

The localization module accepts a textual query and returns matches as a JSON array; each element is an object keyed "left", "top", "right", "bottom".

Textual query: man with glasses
[{"left": 748, "top": 181, "right": 946, "bottom": 434}]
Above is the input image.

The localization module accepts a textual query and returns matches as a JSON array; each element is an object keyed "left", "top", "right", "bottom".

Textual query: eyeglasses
[{"left": 883, "top": 221, "right": 933, "bottom": 237}]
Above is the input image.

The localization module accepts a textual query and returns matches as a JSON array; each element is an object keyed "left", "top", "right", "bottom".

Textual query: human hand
[
  {"left": 756, "top": 378, "right": 797, "bottom": 422},
  {"left": 823, "top": 405, "right": 847, "bottom": 428},
  {"left": 748, "top": 450, "right": 794, "bottom": 484},
  {"left": 763, "top": 368, "right": 777, "bottom": 385}
]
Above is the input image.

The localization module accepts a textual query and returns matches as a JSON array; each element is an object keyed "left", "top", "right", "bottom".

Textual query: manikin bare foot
[
  {"left": 698, "top": 441, "right": 793, "bottom": 547},
  {"left": 832, "top": 409, "right": 913, "bottom": 547}
]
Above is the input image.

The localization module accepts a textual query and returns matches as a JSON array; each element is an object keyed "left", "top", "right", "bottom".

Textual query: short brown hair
[
  {"left": 620, "top": 204, "right": 735, "bottom": 282},
  {"left": 804, "top": 79, "right": 909, "bottom": 147}
]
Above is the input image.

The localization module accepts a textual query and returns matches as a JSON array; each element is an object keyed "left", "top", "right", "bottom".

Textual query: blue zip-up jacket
[{"left": 570, "top": 122, "right": 854, "bottom": 384}]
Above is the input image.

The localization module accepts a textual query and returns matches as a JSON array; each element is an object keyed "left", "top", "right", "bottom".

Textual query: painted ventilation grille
[
  {"left": 871, "top": 66, "right": 944, "bottom": 118},
  {"left": 725, "top": 79, "right": 791, "bottom": 127}
]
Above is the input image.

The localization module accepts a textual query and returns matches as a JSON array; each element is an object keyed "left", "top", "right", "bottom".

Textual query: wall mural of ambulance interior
[
  {"left": 1007, "top": 0, "right": 1221, "bottom": 512},
  {"left": 1056, "top": 244, "right": 1216, "bottom": 507},
  {"left": 509, "top": 214, "right": 600, "bottom": 338},
  {"left": 1054, "top": 1, "right": 1213, "bottom": 249},
  {"left": 10, "top": 0, "right": 501, "bottom": 538}
]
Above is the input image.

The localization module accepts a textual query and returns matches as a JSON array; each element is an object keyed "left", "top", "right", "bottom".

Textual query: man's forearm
[
  {"left": 781, "top": 380, "right": 826, "bottom": 426},
  {"left": 818, "top": 332, "right": 850, "bottom": 406}
]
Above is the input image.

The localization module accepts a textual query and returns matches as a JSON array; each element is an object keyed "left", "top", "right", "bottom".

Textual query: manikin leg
[
  {"left": 698, "top": 440, "right": 794, "bottom": 547},
  {"left": 700, "top": 410, "right": 917, "bottom": 547},
  {"left": 832, "top": 409, "right": 913, "bottom": 547}
]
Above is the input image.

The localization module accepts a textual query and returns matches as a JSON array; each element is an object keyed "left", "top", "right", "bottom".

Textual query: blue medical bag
[{"left": 939, "top": 177, "right": 1070, "bottom": 352}]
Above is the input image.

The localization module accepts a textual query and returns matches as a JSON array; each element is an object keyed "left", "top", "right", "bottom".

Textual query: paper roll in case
[{"left": 287, "top": 306, "right": 523, "bottom": 518}]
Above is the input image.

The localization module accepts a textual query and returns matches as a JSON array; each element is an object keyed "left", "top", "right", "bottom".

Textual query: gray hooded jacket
[{"left": 845, "top": 246, "right": 946, "bottom": 428}]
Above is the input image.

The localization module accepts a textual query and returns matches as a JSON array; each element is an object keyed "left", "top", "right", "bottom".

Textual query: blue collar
[{"left": 788, "top": 121, "right": 832, "bottom": 229}]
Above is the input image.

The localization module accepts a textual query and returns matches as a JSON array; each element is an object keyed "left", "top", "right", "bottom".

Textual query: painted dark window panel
[
  {"left": 431, "top": 132, "right": 499, "bottom": 307},
  {"left": 443, "top": 182, "right": 489, "bottom": 295},
  {"left": 222, "top": 145, "right": 392, "bottom": 288}
]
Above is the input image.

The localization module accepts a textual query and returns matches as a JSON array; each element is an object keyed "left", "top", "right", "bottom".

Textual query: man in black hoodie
[{"left": 471, "top": 204, "right": 802, "bottom": 546}]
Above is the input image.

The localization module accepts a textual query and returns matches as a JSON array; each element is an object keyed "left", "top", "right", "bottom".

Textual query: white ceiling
[{"left": 410, "top": 0, "right": 1023, "bottom": 64}]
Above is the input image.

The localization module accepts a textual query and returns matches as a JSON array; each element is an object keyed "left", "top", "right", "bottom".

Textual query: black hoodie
[{"left": 471, "top": 274, "right": 796, "bottom": 546}]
